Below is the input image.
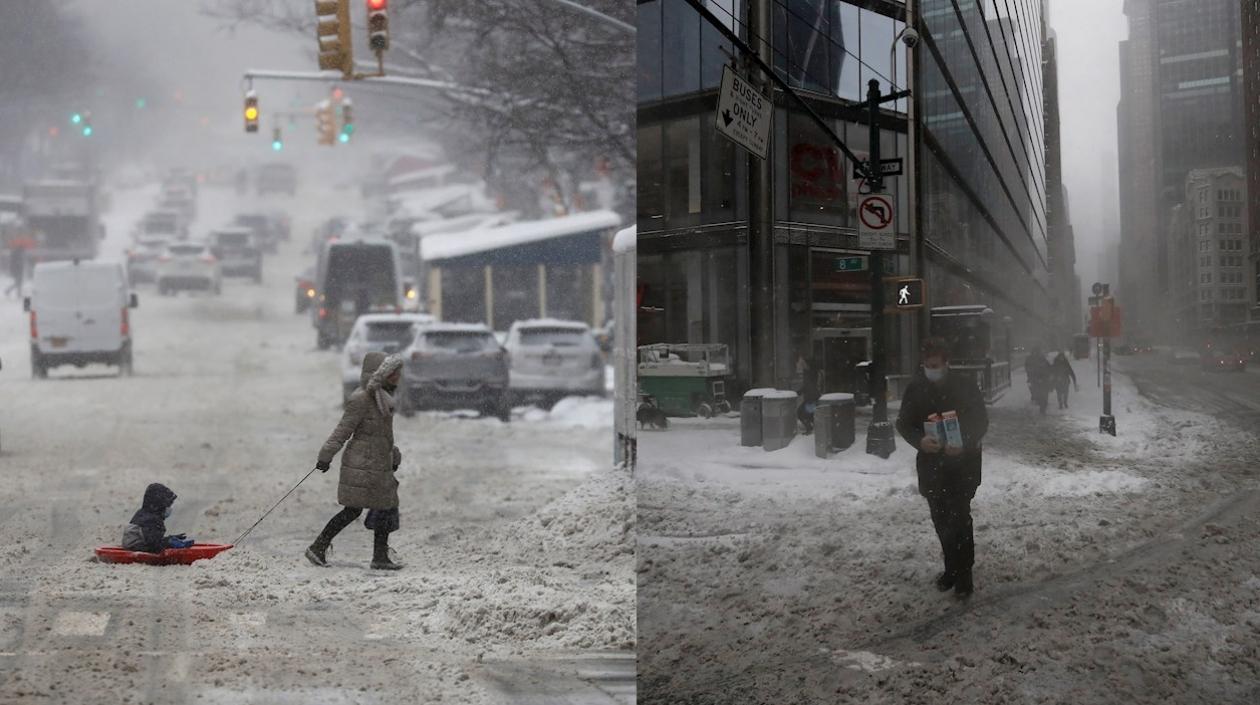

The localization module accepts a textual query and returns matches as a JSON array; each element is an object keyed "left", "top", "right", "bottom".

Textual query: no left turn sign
[{"left": 858, "top": 193, "right": 895, "bottom": 250}]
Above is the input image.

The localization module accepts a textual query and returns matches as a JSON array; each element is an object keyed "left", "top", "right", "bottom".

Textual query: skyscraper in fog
[{"left": 1118, "top": 0, "right": 1244, "bottom": 339}]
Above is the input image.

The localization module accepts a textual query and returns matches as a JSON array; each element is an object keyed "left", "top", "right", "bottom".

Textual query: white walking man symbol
[{"left": 898, "top": 284, "right": 910, "bottom": 305}]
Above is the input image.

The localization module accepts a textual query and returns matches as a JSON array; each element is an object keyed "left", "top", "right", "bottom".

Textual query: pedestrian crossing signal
[{"left": 891, "top": 278, "right": 924, "bottom": 310}]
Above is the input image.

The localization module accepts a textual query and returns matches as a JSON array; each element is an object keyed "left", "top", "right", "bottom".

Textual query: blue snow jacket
[{"left": 121, "top": 483, "right": 177, "bottom": 553}]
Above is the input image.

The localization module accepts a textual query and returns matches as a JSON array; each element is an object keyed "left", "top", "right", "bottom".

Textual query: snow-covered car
[
  {"left": 25, "top": 260, "right": 138, "bottom": 377},
  {"left": 398, "top": 322, "right": 511, "bottom": 421},
  {"left": 209, "top": 227, "right": 262, "bottom": 282},
  {"left": 504, "top": 319, "right": 605, "bottom": 408},
  {"left": 125, "top": 237, "right": 171, "bottom": 284},
  {"left": 156, "top": 241, "right": 221, "bottom": 295},
  {"left": 340, "top": 313, "right": 435, "bottom": 402}
]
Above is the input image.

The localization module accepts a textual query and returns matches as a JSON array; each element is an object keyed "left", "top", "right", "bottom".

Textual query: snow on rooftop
[
  {"left": 613, "top": 226, "right": 636, "bottom": 253},
  {"left": 511, "top": 318, "right": 590, "bottom": 330},
  {"left": 411, "top": 212, "right": 516, "bottom": 238},
  {"left": 422, "top": 210, "right": 621, "bottom": 262},
  {"left": 390, "top": 184, "right": 483, "bottom": 217},
  {"left": 387, "top": 164, "right": 457, "bottom": 188},
  {"left": 423, "top": 321, "right": 494, "bottom": 333}
]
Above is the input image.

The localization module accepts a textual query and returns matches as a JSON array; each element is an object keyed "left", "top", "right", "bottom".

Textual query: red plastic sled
[{"left": 94, "top": 543, "right": 234, "bottom": 566}]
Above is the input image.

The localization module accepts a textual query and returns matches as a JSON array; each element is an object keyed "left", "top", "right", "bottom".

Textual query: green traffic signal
[
  {"left": 338, "top": 132, "right": 349, "bottom": 143},
  {"left": 272, "top": 140, "right": 283, "bottom": 151},
  {"left": 135, "top": 98, "right": 146, "bottom": 109},
  {"left": 71, "top": 113, "right": 82, "bottom": 125},
  {"left": 82, "top": 126, "right": 93, "bottom": 137}
]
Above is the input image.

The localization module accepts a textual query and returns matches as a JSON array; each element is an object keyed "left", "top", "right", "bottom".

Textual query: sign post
[
  {"left": 715, "top": 65, "right": 773, "bottom": 160},
  {"left": 1090, "top": 282, "right": 1118, "bottom": 436}
]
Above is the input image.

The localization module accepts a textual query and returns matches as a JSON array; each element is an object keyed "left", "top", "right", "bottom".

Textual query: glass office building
[{"left": 637, "top": 0, "right": 1052, "bottom": 394}]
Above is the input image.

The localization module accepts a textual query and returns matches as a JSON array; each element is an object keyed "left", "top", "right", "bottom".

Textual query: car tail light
[
  {"left": 121, "top": 308, "right": 130, "bottom": 337},
  {"left": 200, "top": 254, "right": 217, "bottom": 264},
  {"left": 318, "top": 307, "right": 328, "bottom": 319},
  {"left": 159, "top": 255, "right": 172, "bottom": 263},
  {"left": 29, "top": 311, "right": 37, "bottom": 340}
]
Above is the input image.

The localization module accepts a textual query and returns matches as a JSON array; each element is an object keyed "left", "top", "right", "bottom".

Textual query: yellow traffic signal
[
  {"left": 315, "top": 0, "right": 353, "bottom": 78},
  {"left": 244, "top": 92, "right": 259, "bottom": 133}
]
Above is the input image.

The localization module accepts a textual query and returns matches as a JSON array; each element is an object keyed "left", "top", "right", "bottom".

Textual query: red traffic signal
[{"left": 367, "top": 0, "right": 389, "bottom": 51}]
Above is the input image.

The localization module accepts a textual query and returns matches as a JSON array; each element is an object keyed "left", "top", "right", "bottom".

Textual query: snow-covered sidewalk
[{"left": 637, "top": 365, "right": 1260, "bottom": 704}]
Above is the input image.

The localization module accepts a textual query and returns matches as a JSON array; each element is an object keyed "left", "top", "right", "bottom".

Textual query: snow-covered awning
[
  {"left": 411, "top": 212, "right": 517, "bottom": 239},
  {"left": 422, "top": 210, "right": 621, "bottom": 263},
  {"left": 612, "top": 226, "right": 636, "bottom": 254}
]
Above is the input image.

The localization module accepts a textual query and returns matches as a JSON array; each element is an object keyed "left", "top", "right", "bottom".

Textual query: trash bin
[
  {"left": 740, "top": 388, "right": 772, "bottom": 447},
  {"left": 761, "top": 390, "right": 798, "bottom": 452},
  {"left": 821, "top": 392, "right": 856, "bottom": 450}
]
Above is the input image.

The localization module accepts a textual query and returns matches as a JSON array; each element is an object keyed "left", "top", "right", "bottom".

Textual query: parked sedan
[
  {"left": 504, "top": 319, "right": 604, "bottom": 408},
  {"left": 1201, "top": 346, "right": 1247, "bottom": 372},
  {"left": 295, "top": 267, "right": 316, "bottom": 314},
  {"left": 398, "top": 323, "right": 511, "bottom": 421},
  {"left": 339, "top": 313, "right": 435, "bottom": 403},
  {"left": 156, "top": 242, "right": 221, "bottom": 295}
]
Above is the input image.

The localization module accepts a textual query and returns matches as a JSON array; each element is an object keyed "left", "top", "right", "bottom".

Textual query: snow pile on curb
[
  {"left": 520, "top": 396, "right": 612, "bottom": 429},
  {"left": 494, "top": 464, "right": 634, "bottom": 563}
]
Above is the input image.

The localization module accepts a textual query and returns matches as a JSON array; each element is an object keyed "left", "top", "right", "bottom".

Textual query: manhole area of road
[{"left": 478, "top": 651, "right": 635, "bottom": 705}]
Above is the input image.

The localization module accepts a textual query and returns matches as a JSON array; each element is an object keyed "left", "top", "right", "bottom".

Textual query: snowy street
[
  {"left": 0, "top": 184, "right": 633, "bottom": 705},
  {"left": 637, "top": 360, "right": 1260, "bottom": 704}
]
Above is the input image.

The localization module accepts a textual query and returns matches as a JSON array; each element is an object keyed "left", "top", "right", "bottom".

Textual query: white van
[{"left": 25, "top": 261, "right": 138, "bottom": 378}]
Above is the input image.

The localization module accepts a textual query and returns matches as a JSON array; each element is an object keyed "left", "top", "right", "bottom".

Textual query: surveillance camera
[{"left": 901, "top": 27, "right": 920, "bottom": 48}]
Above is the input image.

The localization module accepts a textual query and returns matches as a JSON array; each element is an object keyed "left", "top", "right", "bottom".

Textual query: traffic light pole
[{"left": 863, "top": 79, "right": 909, "bottom": 460}]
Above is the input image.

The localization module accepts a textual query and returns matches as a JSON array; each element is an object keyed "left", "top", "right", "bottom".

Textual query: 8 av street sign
[
  {"left": 715, "top": 65, "right": 772, "bottom": 160},
  {"left": 834, "top": 256, "right": 868, "bottom": 272}
]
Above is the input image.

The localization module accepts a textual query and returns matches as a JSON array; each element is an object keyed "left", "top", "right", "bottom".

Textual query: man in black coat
[{"left": 895, "top": 338, "right": 989, "bottom": 597}]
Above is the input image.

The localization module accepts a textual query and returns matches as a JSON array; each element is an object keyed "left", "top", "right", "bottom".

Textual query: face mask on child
[
  {"left": 164, "top": 506, "right": 173, "bottom": 519},
  {"left": 924, "top": 367, "right": 947, "bottom": 383}
]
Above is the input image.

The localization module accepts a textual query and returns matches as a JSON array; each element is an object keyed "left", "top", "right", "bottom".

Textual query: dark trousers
[
  {"left": 1055, "top": 382, "right": 1070, "bottom": 409},
  {"left": 315, "top": 507, "right": 391, "bottom": 551},
  {"left": 925, "top": 491, "right": 974, "bottom": 577}
]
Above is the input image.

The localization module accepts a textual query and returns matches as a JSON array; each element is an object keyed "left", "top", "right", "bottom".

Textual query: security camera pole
[{"left": 861, "top": 78, "right": 911, "bottom": 459}]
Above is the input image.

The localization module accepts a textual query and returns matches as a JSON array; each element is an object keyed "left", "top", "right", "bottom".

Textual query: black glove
[
  {"left": 391, "top": 446, "right": 401, "bottom": 472},
  {"left": 316, "top": 459, "right": 331, "bottom": 473}
]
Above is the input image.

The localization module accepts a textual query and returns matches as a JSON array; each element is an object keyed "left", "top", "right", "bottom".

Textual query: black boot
[
  {"left": 307, "top": 507, "right": 362, "bottom": 567},
  {"left": 934, "top": 571, "right": 955, "bottom": 592},
  {"left": 371, "top": 530, "right": 402, "bottom": 571},
  {"left": 953, "top": 570, "right": 974, "bottom": 597}
]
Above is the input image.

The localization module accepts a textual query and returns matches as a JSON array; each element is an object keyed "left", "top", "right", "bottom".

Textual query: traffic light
[
  {"left": 70, "top": 112, "right": 83, "bottom": 125},
  {"left": 339, "top": 99, "right": 353, "bottom": 142},
  {"left": 244, "top": 91, "right": 259, "bottom": 133},
  {"left": 367, "top": 0, "right": 389, "bottom": 52},
  {"left": 315, "top": 0, "right": 353, "bottom": 77},
  {"left": 80, "top": 111, "right": 93, "bottom": 137},
  {"left": 272, "top": 127, "right": 283, "bottom": 152},
  {"left": 316, "top": 100, "right": 336, "bottom": 145}
]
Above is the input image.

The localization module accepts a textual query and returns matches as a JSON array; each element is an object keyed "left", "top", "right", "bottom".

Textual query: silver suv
[
  {"left": 398, "top": 323, "right": 511, "bottom": 421},
  {"left": 504, "top": 319, "right": 605, "bottom": 408}
]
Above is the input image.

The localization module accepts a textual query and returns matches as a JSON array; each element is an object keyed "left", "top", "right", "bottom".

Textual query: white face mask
[
  {"left": 164, "top": 506, "right": 173, "bottom": 519},
  {"left": 924, "top": 367, "right": 946, "bottom": 383}
]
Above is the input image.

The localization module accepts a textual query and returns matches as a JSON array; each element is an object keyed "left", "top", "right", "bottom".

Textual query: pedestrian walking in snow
[
  {"left": 895, "top": 337, "right": 989, "bottom": 597},
  {"left": 795, "top": 354, "right": 820, "bottom": 434},
  {"left": 1025, "top": 346, "right": 1051, "bottom": 414},
  {"left": 306, "top": 352, "right": 405, "bottom": 570},
  {"left": 5, "top": 244, "right": 25, "bottom": 299},
  {"left": 1050, "top": 351, "right": 1078, "bottom": 409}
]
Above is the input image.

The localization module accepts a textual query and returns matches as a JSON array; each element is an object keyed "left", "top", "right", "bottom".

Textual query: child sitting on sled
[{"left": 121, "top": 483, "right": 193, "bottom": 553}]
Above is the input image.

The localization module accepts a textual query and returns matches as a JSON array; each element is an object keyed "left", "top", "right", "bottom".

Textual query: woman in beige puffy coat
[{"left": 305, "top": 351, "right": 404, "bottom": 570}]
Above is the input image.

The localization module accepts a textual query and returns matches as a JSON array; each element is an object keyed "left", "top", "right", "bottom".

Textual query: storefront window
[
  {"left": 638, "top": 125, "right": 664, "bottom": 224},
  {"left": 665, "top": 118, "right": 702, "bottom": 220},
  {"left": 787, "top": 112, "right": 848, "bottom": 224},
  {"left": 638, "top": 1, "right": 663, "bottom": 101},
  {"left": 663, "top": 0, "right": 702, "bottom": 96}
]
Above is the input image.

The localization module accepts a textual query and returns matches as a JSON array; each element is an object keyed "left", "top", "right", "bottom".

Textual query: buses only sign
[{"left": 715, "top": 66, "right": 772, "bottom": 160}]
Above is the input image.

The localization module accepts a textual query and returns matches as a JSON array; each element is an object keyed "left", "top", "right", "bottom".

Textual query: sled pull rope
[{"left": 233, "top": 467, "right": 319, "bottom": 546}]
